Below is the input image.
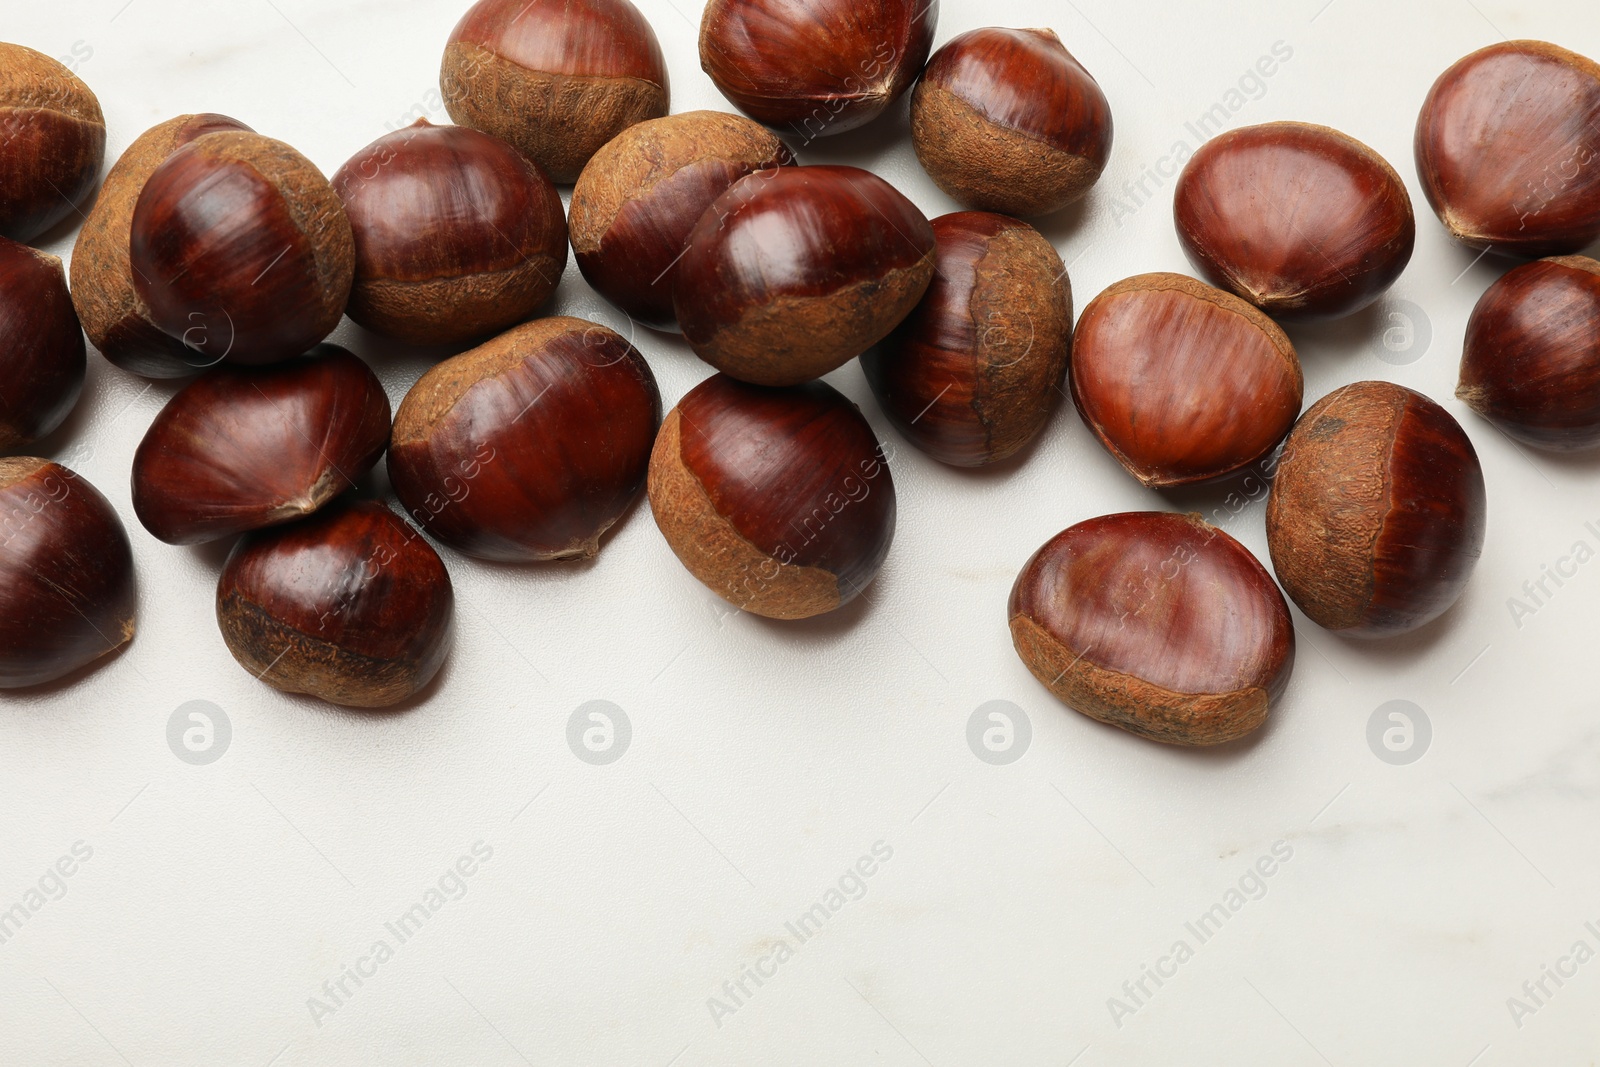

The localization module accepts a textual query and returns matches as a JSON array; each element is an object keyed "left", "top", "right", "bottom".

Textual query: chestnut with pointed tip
[
  {"left": 1009, "top": 512, "right": 1294, "bottom": 746},
  {"left": 1071, "top": 273, "right": 1303, "bottom": 487},
  {"left": 911, "top": 27, "right": 1112, "bottom": 218},
  {"left": 1174, "top": 122, "right": 1416, "bottom": 321},
  {"left": 1267, "top": 381, "right": 1486, "bottom": 638},
  {"left": 0, "top": 236, "right": 85, "bottom": 450},
  {"left": 648, "top": 374, "right": 895, "bottom": 620},
  {"left": 673, "top": 165, "right": 936, "bottom": 387},
  {"left": 0, "top": 42, "right": 105, "bottom": 243},
  {"left": 862, "top": 212, "right": 1072, "bottom": 467},
  {"left": 0, "top": 459, "right": 135, "bottom": 689},
  {"left": 217, "top": 499, "right": 454, "bottom": 708}
]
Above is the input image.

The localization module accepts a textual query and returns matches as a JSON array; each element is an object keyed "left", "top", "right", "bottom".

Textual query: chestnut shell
[
  {"left": 0, "top": 236, "right": 85, "bottom": 450},
  {"left": 0, "top": 43, "right": 106, "bottom": 243}
]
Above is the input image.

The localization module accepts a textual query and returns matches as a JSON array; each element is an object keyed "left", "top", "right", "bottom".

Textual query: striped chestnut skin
[
  {"left": 334, "top": 120, "right": 568, "bottom": 345},
  {"left": 1174, "top": 122, "right": 1416, "bottom": 322},
  {"left": 569, "top": 111, "right": 795, "bottom": 332},
  {"left": 1009, "top": 512, "right": 1293, "bottom": 746},
  {"left": 1267, "top": 381, "right": 1486, "bottom": 638},
  {"left": 441, "top": 0, "right": 669, "bottom": 184},
  {"left": 0, "top": 43, "right": 105, "bottom": 243},
  {"left": 1070, "top": 273, "right": 1303, "bottom": 487},
  {"left": 217, "top": 500, "right": 454, "bottom": 708},
  {"left": 388, "top": 317, "right": 661, "bottom": 563},
  {"left": 0, "top": 237, "right": 85, "bottom": 450},
  {"left": 672, "top": 166, "right": 936, "bottom": 387},
  {"left": 911, "top": 27, "right": 1112, "bottom": 218},
  {"left": 0, "top": 459, "right": 136, "bottom": 689},
  {"left": 1458, "top": 256, "right": 1600, "bottom": 450},
  {"left": 647, "top": 374, "right": 895, "bottom": 620},
  {"left": 698, "top": 0, "right": 937, "bottom": 138},
  {"left": 861, "top": 212, "right": 1072, "bottom": 467},
  {"left": 1415, "top": 40, "right": 1600, "bottom": 257},
  {"left": 131, "top": 346, "right": 391, "bottom": 546}
]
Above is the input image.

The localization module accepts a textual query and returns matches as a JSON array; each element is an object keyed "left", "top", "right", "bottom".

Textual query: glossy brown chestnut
[
  {"left": 698, "top": 0, "right": 936, "bottom": 137},
  {"left": 861, "top": 212, "right": 1071, "bottom": 467},
  {"left": 217, "top": 499, "right": 454, "bottom": 708},
  {"left": 911, "top": 27, "right": 1112, "bottom": 218},
  {"left": 648, "top": 375, "right": 895, "bottom": 620},
  {"left": 70, "top": 114, "right": 255, "bottom": 379},
  {"left": 333, "top": 120, "right": 567, "bottom": 345},
  {"left": 673, "top": 165, "right": 936, "bottom": 387},
  {"left": 132, "top": 346, "right": 391, "bottom": 546},
  {"left": 0, "top": 459, "right": 135, "bottom": 688},
  {"left": 1267, "top": 381, "right": 1486, "bottom": 638},
  {"left": 441, "top": 0, "right": 669, "bottom": 184},
  {"left": 1458, "top": 256, "right": 1600, "bottom": 450},
  {"left": 1174, "top": 122, "right": 1416, "bottom": 321},
  {"left": 1071, "top": 273, "right": 1302, "bottom": 487},
  {"left": 389, "top": 317, "right": 660, "bottom": 563},
  {"left": 129, "top": 130, "right": 355, "bottom": 366},
  {"left": 569, "top": 111, "right": 795, "bottom": 331},
  {"left": 1415, "top": 40, "right": 1600, "bottom": 257},
  {"left": 0, "top": 236, "right": 84, "bottom": 450},
  {"left": 0, "top": 42, "right": 105, "bottom": 242},
  {"left": 1009, "top": 512, "right": 1293, "bottom": 746}
]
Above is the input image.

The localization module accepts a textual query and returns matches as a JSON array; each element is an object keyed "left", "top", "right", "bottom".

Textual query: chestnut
[
  {"left": 0, "top": 459, "right": 135, "bottom": 688},
  {"left": 333, "top": 119, "right": 568, "bottom": 345},
  {"left": 648, "top": 374, "right": 895, "bottom": 620},
  {"left": 1415, "top": 40, "right": 1600, "bottom": 257},
  {"left": 911, "top": 27, "right": 1112, "bottom": 218},
  {"left": 673, "top": 165, "right": 936, "bottom": 387},
  {"left": 1458, "top": 255, "right": 1600, "bottom": 450},
  {"left": 569, "top": 111, "right": 795, "bottom": 331},
  {"left": 698, "top": 0, "right": 936, "bottom": 138},
  {"left": 132, "top": 346, "right": 391, "bottom": 546},
  {"left": 1070, "top": 273, "right": 1303, "bottom": 487},
  {"left": 861, "top": 212, "right": 1072, "bottom": 467},
  {"left": 1173, "top": 122, "right": 1416, "bottom": 321},
  {"left": 1267, "top": 381, "right": 1486, "bottom": 638},
  {"left": 217, "top": 499, "right": 454, "bottom": 708},
  {"left": 441, "top": 0, "right": 669, "bottom": 184},
  {"left": 129, "top": 130, "right": 355, "bottom": 366},
  {"left": 0, "top": 42, "right": 105, "bottom": 243},
  {"left": 1009, "top": 512, "right": 1293, "bottom": 746},
  {"left": 70, "top": 114, "right": 255, "bottom": 379},
  {"left": 0, "top": 236, "right": 84, "bottom": 450},
  {"left": 389, "top": 317, "right": 660, "bottom": 563}
]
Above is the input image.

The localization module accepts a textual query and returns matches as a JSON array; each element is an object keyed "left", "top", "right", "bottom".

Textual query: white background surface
[{"left": 4, "top": 0, "right": 1600, "bottom": 1063}]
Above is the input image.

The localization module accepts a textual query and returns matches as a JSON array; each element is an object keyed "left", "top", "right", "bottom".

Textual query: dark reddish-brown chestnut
[
  {"left": 1009, "top": 512, "right": 1293, "bottom": 745},
  {"left": 1458, "top": 255, "right": 1600, "bottom": 450},
  {"left": 0, "top": 236, "right": 84, "bottom": 450},
  {"left": 71, "top": 114, "right": 255, "bottom": 379},
  {"left": 861, "top": 212, "right": 1071, "bottom": 467},
  {"left": 333, "top": 120, "right": 567, "bottom": 345},
  {"left": 1415, "top": 40, "right": 1600, "bottom": 257},
  {"left": 1174, "top": 122, "right": 1416, "bottom": 321},
  {"left": 217, "top": 499, "right": 454, "bottom": 708},
  {"left": 129, "top": 130, "right": 355, "bottom": 366},
  {"left": 1267, "top": 381, "right": 1486, "bottom": 638},
  {"left": 673, "top": 165, "right": 936, "bottom": 387},
  {"left": 1071, "top": 273, "right": 1302, "bottom": 487},
  {"left": 569, "top": 111, "right": 794, "bottom": 331},
  {"left": 389, "top": 317, "right": 660, "bottom": 563},
  {"left": 441, "top": 0, "right": 670, "bottom": 184},
  {"left": 648, "top": 374, "right": 895, "bottom": 620},
  {"left": 698, "top": 0, "right": 936, "bottom": 137},
  {"left": 0, "top": 42, "right": 105, "bottom": 242},
  {"left": 911, "top": 27, "right": 1112, "bottom": 218},
  {"left": 0, "top": 459, "right": 135, "bottom": 688},
  {"left": 132, "top": 346, "right": 391, "bottom": 545}
]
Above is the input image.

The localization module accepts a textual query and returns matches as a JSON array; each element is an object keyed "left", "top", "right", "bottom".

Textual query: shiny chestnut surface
[
  {"left": 1009, "top": 512, "right": 1293, "bottom": 746},
  {"left": 132, "top": 346, "right": 391, "bottom": 545},
  {"left": 1174, "top": 122, "right": 1416, "bottom": 321},
  {"left": 1267, "top": 381, "right": 1486, "bottom": 638},
  {"left": 0, "top": 43, "right": 105, "bottom": 243},
  {"left": 0, "top": 237, "right": 85, "bottom": 450}
]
